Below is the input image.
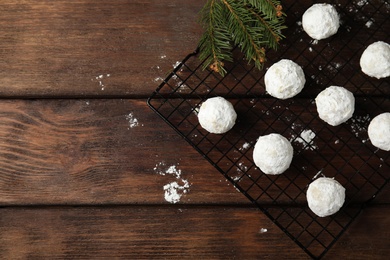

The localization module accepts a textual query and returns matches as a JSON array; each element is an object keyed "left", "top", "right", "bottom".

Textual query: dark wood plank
[
  {"left": 0, "top": 0, "right": 203, "bottom": 97},
  {"left": 326, "top": 205, "right": 390, "bottom": 259},
  {"left": 0, "top": 99, "right": 388, "bottom": 205},
  {"left": 0, "top": 99, "right": 248, "bottom": 205},
  {"left": 1, "top": 0, "right": 388, "bottom": 98},
  {"left": 0, "top": 206, "right": 388, "bottom": 259}
]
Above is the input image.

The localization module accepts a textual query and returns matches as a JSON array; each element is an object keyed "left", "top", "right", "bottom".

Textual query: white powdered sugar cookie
[
  {"left": 368, "top": 112, "right": 390, "bottom": 151},
  {"left": 360, "top": 41, "right": 390, "bottom": 79},
  {"left": 302, "top": 3, "right": 340, "bottom": 40},
  {"left": 198, "top": 96, "right": 237, "bottom": 134},
  {"left": 253, "top": 133, "right": 293, "bottom": 175},
  {"left": 315, "top": 86, "right": 355, "bottom": 126},
  {"left": 307, "top": 177, "right": 345, "bottom": 217},
  {"left": 264, "top": 59, "right": 306, "bottom": 99}
]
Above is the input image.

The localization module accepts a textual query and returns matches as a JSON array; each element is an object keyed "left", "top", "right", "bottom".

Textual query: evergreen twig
[{"left": 198, "top": 0, "right": 286, "bottom": 76}]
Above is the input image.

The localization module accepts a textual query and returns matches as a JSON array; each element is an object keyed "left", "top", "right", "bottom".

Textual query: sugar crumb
[
  {"left": 126, "top": 112, "right": 140, "bottom": 129},
  {"left": 259, "top": 228, "right": 268, "bottom": 233},
  {"left": 292, "top": 129, "right": 318, "bottom": 150},
  {"left": 154, "top": 162, "right": 190, "bottom": 204},
  {"left": 365, "top": 20, "right": 373, "bottom": 28},
  {"left": 173, "top": 61, "right": 181, "bottom": 69}
]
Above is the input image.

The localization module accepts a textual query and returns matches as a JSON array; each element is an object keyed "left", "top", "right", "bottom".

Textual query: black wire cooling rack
[{"left": 147, "top": 0, "right": 390, "bottom": 259}]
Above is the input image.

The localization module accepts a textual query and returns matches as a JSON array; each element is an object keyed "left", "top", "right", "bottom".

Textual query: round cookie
[
  {"left": 253, "top": 133, "right": 293, "bottom": 175},
  {"left": 302, "top": 3, "right": 340, "bottom": 40},
  {"left": 264, "top": 59, "right": 306, "bottom": 99},
  {"left": 315, "top": 86, "right": 355, "bottom": 126},
  {"left": 360, "top": 41, "right": 390, "bottom": 79},
  {"left": 197, "top": 96, "right": 237, "bottom": 134},
  {"left": 368, "top": 112, "right": 390, "bottom": 151},
  {"left": 307, "top": 177, "right": 345, "bottom": 217}
]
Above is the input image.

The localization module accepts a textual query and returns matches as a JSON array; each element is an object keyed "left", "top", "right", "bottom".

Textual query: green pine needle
[{"left": 198, "top": 0, "right": 286, "bottom": 76}]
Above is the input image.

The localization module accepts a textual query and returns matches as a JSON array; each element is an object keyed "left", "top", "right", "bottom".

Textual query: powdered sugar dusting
[
  {"left": 356, "top": 0, "right": 368, "bottom": 7},
  {"left": 93, "top": 74, "right": 111, "bottom": 91},
  {"left": 239, "top": 142, "right": 251, "bottom": 151},
  {"left": 154, "top": 162, "right": 190, "bottom": 204},
  {"left": 365, "top": 20, "right": 374, "bottom": 28},
  {"left": 166, "top": 165, "right": 181, "bottom": 179},
  {"left": 154, "top": 76, "right": 164, "bottom": 83},
  {"left": 232, "top": 161, "right": 248, "bottom": 181},
  {"left": 126, "top": 112, "right": 141, "bottom": 129},
  {"left": 350, "top": 114, "right": 370, "bottom": 143},
  {"left": 173, "top": 61, "right": 181, "bottom": 69},
  {"left": 259, "top": 228, "right": 268, "bottom": 233},
  {"left": 292, "top": 129, "right": 318, "bottom": 150},
  {"left": 163, "top": 179, "right": 190, "bottom": 204}
]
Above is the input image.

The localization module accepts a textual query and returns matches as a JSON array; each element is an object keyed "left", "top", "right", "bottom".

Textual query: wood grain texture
[
  {"left": 0, "top": 0, "right": 203, "bottom": 97},
  {"left": 325, "top": 205, "right": 390, "bottom": 259},
  {"left": 0, "top": 206, "right": 388, "bottom": 259},
  {"left": 0, "top": 0, "right": 389, "bottom": 258},
  {"left": 0, "top": 99, "right": 388, "bottom": 206},
  {"left": 0, "top": 99, "right": 249, "bottom": 205}
]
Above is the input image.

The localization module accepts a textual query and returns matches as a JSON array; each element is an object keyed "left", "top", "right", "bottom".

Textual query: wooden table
[{"left": 0, "top": 1, "right": 389, "bottom": 259}]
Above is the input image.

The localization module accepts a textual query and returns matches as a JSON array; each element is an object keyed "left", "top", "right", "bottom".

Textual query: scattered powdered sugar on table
[
  {"left": 259, "top": 228, "right": 268, "bottom": 233},
  {"left": 163, "top": 179, "right": 190, "bottom": 204},
  {"left": 170, "top": 74, "right": 189, "bottom": 92},
  {"left": 153, "top": 76, "right": 164, "bottom": 83},
  {"left": 291, "top": 129, "right": 318, "bottom": 150},
  {"left": 166, "top": 164, "right": 181, "bottom": 178},
  {"left": 126, "top": 112, "right": 142, "bottom": 129},
  {"left": 170, "top": 61, "right": 189, "bottom": 92},
  {"left": 93, "top": 74, "right": 111, "bottom": 91},
  {"left": 154, "top": 161, "right": 190, "bottom": 204},
  {"left": 173, "top": 61, "right": 182, "bottom": 69}
]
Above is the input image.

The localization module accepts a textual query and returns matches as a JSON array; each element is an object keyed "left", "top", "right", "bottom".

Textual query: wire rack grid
[{"left": 147, "top": 0, "right": 390, "bottom": 259}]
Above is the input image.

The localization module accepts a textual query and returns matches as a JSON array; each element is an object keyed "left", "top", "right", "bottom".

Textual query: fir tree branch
[
  {"left": 197, "top": 0, "right": 286, "bottom": 76},
  {"left": 222, "top": 0, "right": 266, "bottom": 69},
  {"left": 198, "top": 0, "right": 232, "bottom": 75},
  {"left": 245, "top": 5, "right": 286, "bottom": 49}
]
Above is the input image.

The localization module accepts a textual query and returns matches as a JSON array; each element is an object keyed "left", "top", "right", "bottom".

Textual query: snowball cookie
[
  {"left": 302, "top": 3, "right": 340, "bottom": 40},
  {"left": 264, "top": 59, "right": 306, "bottom": 99},
  {"left": 368, "top": 112, "right": 390, "bottom": 151},
  {"left": 360, "top": 41, "right": 390, "bottom": 79},
  {"left": 197, "top": 96, "right": 237, "bottom": 134},
  {"left": 307, "top": 177, "right": 345, "bottom": 217},
  {"left": 315, "top": 86, "right": 355, "bottom": 126},
  {"left": 253, "top": 133, "right": 293, "bottom": 175}
]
